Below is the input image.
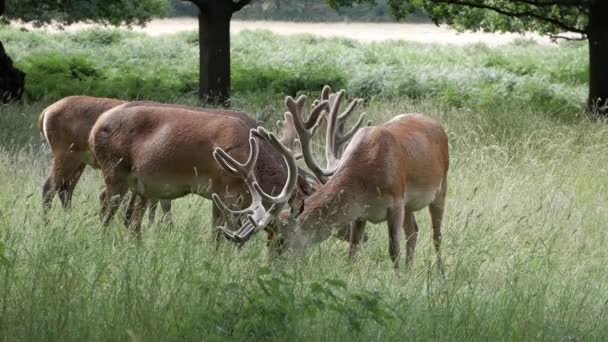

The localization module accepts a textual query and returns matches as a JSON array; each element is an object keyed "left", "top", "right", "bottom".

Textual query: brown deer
[
  {"left": 215, "top": 95, "right": 449, "bottom": 268},
  {"left": 38, "top": 96, "right": 274, "bottom": 224},
  {"left": 39, "top": 97, "right": 160, "bottom": 211},
  {"left": 88, "top": 99, "right": 337, "bottom": 238},
  {"left": 38, "top": 96, "right": 173, "bottom": 222}
]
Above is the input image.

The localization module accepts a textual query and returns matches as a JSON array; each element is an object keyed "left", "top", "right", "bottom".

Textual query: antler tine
[
  {"left": 309, "top": 114, "right": 325, "bottom": 137},
  {"left": 286, "top": 96, "right": 334, "bottom": 181},
  {"left": 335, "top": 98, "right": 364, "bottom": 146},
  {"left": 235, "top": 203, "right": 280, "bottom": 240},
  {"left": 336, "top": 114, "right": 371, "bottom": 146},
  {"left": 310, "top": 85, "right": 331, "bottom": 125},
  {"left": 212, "top": 193, "right": 254, "bottom": 216},
  {"left": 251, "top": 126, "right": 299, "bottom": 204},
  {"left": 277, "top": 113, "right": 306, "bottom": 160},
  {"left": 324, "top": 90, "right": 345, "bottom": 172},
  {"left": 214, "top": 124, "right": 302, "bottom": 244},
  {"left": 243, "top": 135, "right": 260, "bottom": 171},
  {"left": 305, "top": 99, "right": 329, "bottom": 129},
  {"left": 322, "top": 89, "right": 367, "bottom": 159},
  {"left": 212, "top": 135, "right": 259, "bottom": 178},
  {"left": 278, "top": 111, "right": 298, "bottom": 151},
  {"left": 321, "top": 85, "right": 332, "bottom": 101},
  {"left": 212, "top": 150, "right": 239, "bottom": 177},
  {"left": 214, "top": 188, "right": 265, "bottom": 243},
  {"left": 337, "top": 98, "right": 364, "bottom": 122},
  {"left": 211, "top": 133, "right": 262, "bottom": 219},
  {"left": 217, "top": 217, "right": 256, "bottom": 243}
]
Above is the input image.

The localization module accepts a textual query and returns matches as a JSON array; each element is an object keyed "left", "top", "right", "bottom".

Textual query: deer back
[
  {"left": 39, "top": 96, "right": 126, "bottom": 155},
  {"left": 91, "top": 105, "right": 311, "bottom": 200},
  {"left": 300, "top": 113, "right": 449, "bottom": 226}
]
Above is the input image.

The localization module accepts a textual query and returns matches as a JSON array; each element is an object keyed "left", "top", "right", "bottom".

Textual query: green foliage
[
  {"left": 20, "top": 53, "right": 101, "bottom": 98},
  {"left": 330, "top": 0, "right": 590, "bottom": 36},
  {"left": 169, "top": 0, "right": 422, "bottom": 22},
  {"left": 3, "top": 0, "right": 168, "bottom": 27},
  {"left": 233, "top": 0, "right": 398, "bottom": 22},
  {"left": 68, "top": 29, "right": 132, "bottom": 46},
  {"left": 0, "top": 26, "right": 587, "bottom": 118},
  {"left": 413, "top": 0, "right": 588, "bottom": 36}
]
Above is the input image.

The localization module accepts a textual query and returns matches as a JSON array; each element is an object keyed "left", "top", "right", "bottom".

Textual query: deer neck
[{"left": 291, "top": 174, "right": 363, "bottom": 248}]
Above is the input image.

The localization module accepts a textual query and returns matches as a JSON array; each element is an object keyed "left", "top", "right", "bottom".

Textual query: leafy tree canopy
[
  {"left": 327, "top": 0, "right": 591, "bottom": 38},
  {"left": 2, "top": 0, "right": 169, "bottom": 27}
]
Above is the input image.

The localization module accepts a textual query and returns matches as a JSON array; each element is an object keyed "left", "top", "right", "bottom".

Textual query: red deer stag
[
  {"left": 88, "top": 99, "right": 331, "bottom": 238},
  {"left": 215, "top": 95, "right": 449, "bottom": 268}
]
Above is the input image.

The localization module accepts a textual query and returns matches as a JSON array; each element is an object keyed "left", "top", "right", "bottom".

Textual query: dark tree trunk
[
  {"left": 0, "top": 42, "right": 26, "bottom": 103},
  {"left": 197, "top": 2, "right": 233, "bottom": 106},
  {"left": 587, "top": 1, "right": 608, "bottom": 116},
  {"left": 0, "top": 0, "right": 25, "bottom": 103}
]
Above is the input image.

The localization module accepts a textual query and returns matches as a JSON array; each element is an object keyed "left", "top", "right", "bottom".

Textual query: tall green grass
[
  {"left": 1, "top": 95, "right": 608, "bottom": 340},
  {"left": 0, "top": 25, "right": 605, "bottom": 341}
]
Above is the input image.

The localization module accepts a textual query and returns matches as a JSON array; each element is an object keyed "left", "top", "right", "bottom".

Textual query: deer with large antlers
[
  {"left": 216, "top": 94, "right": 449, "bottom": 268},
  {"left": 88, "top": 98, "right": 338, "bottom": 238}
]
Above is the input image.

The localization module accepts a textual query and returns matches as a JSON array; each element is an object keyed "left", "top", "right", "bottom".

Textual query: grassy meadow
[{"left": 1, "top": 24, "right": 607, "bottom": 341}]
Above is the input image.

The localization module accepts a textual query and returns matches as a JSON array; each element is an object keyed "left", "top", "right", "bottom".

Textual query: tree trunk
[
  {"left": 587, "top": 1, "right": 608, "bottom": 116},
  {"left": 0, "top": 42, "right": 25, "bottom": 103},
  {"left": 198, "top": 3, "right": 232, "bottom": 106},
  {"left": 0, "top": 0, "right": 25, "bottom": 103}
]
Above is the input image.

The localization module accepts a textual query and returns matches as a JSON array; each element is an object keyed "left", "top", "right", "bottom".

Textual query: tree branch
[
  {"left": 549, "top": 33, "right": 587, "bottom": 42},
  {"left": 231, "top": 0, "right": 253, "bottom": 12},
  {"left": 511, "top": 0, "right": 589, "bottom": 6},
  {"left": 430, "top": 0, "right": 588, "bottom": 34}
]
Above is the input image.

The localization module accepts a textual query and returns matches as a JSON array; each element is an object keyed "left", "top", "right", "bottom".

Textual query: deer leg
[
  {"left": 403, "top": 211, "right": 419, "bottom": 266},
  {"left": 42, "top": 155, "right": 62, "bottom": 213},
  {"left": 101, "top": 180, "right": 127, "bottom": 226},
  {"left": 53, "top": 157, "right": 86, "bottom": 209},
  {"left": 124, "top": 192, "right": 138, "bottom": 228},
  {"left": 42, "top": 175, "right": 56, "bottom": 219},
  {"left": 43, "top": 154, "right": 83, "bottom": 211},
  {"left": 59, "top": 163, "right": 85, "bottom": 208},
  {"left": 159, "top": 200, "right": 172, "bottom": 224},
  {"left": 147, "top": 199, "right": 172, "bottom": 225},
  {"left": 129, "top": 195, "right": 148, "bottom": 238},
  {"left": 335, "top": 222, "right": 370, "bottom": 244},
  {"left": 99, "top": 189, "right": 108, "bottom": 216},
  {"left": 387, "top": 202, "right": 405, "bottom": 269},
  {"left": 147, "top": 199, "right": 158, "bottom": 224},
  {"left": 348, "top": 219, "right": 367, "bottom": 259},
  {"left": 429, "top": 177, "right": 447, "bottom": 269}
]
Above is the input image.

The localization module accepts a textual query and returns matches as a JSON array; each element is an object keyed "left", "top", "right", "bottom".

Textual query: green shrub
[
  {"left": 0, "top": 26, "right": 588, "bottom": 117},
  {"left": 19, "top": 53, "right": 101, "bottom": 100},
  {"left": 68, "top": 29, "right": 133, "bottom": 46}
]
